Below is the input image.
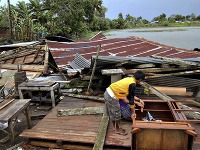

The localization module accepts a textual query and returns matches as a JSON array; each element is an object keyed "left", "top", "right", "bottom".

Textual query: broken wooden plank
[
  {"left": 43, "top": 44, "right": 49, "bottom": 74},
  {"left": 101, "top": 69, "right": 124, "bottom": 75},
  {"left": 0, "top": 64, "right": 44, "bottom": 72},
  {"left": 134, "top": 63, "right": 156, "bottom": 69},
  {"left": 93, "top": 114, "right": 109, "bottom": 150},
  {"left": 57, "top": 106, "right": 105, "bottom": 117}
]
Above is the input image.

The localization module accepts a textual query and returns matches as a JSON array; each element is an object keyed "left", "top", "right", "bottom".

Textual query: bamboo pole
[{"left": 0, "top": 99, "right": 14, "bottom": 110}]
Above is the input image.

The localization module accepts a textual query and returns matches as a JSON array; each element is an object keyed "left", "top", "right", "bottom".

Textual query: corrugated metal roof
[{"left": 48, "top": 34, "right": 200, "bottom": 67}]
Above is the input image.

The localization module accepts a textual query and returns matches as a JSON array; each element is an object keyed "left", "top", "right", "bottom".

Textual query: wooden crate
[{"left": 131, "top": 100, "right": 196, "bottom": 150}]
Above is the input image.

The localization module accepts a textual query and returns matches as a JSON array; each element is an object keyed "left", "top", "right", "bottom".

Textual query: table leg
[
  {"left": 24, "top": 106, "right": 32, "bottom": 129},
  {"left": 18, "top": 89, "right": 24, "bottom": 99},
  {"left": 50, "top": 90, "right": 55, "bottom": 107},
  {"left": 7, "top": 120, "right": 14, "bottom": 143}
]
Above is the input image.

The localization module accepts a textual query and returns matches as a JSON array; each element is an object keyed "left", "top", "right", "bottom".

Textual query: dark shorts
[{"left": 104, "top": 91, "right": 121, "bottom": 121}]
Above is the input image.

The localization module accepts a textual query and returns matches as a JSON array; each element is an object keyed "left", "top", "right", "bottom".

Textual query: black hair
[{"left": 133, "top": 70, "right": 145, "bottom": 80}]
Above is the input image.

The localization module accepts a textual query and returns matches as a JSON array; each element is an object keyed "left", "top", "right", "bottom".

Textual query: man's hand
[
  {"left": 139, "top": 99, "right": 144, "bottom": 106},
  {"left": 131, "top": 113, "right": 136, "bottom": 125}
]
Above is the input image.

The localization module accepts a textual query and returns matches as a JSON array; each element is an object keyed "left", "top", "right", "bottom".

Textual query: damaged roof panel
[
  {"left": 0, "top": 42, "right": 58, "bottom": 73},
  {"left": 49, "top": 35, "right": 200, "bottom": 67}
]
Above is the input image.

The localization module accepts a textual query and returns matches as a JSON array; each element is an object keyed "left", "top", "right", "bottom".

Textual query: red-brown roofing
[{"left": 48, "top": 33, "right": 200, "bottom": 67}]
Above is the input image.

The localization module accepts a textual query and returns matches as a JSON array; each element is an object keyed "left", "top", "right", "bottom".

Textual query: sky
[{"left": 1, "top": 0, "right": 200, "bottom": 21}]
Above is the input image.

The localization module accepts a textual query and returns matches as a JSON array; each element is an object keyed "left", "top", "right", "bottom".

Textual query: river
[{"left": 104, "top": 27, "right": 200, "bottom": 50}]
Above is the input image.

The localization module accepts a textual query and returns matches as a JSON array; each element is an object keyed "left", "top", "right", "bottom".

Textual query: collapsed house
[{"left": 0, "top": 32, "right": 200, "bottom": 149}]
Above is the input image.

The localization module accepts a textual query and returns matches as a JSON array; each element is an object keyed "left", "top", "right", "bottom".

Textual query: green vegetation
[{"left": 0, "top": 1, "right": 200, "bottom": 42}]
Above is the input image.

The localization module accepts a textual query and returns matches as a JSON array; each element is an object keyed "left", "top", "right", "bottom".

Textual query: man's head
[{"left": 133, "top": 70, "right": 145, "bottom": 84}]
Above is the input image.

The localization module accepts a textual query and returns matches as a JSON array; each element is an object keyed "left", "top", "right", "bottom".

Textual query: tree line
[{"left": 0, "top": 0, "right": 200, "bottom": 42}]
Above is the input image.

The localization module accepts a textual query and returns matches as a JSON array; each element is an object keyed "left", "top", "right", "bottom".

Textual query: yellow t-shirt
[{"left": 109, "top": 77, "right": 136, "bottom": 100}]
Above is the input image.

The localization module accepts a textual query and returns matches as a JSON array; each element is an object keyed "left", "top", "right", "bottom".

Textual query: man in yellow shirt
[{"left": 104, "top": 70, "right": 145, "bottom": 135}]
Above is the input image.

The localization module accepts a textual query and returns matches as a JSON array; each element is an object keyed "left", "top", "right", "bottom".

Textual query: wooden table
[
  {"left": 0, "top": 99, "right": 32, "bottom": 143},
  {"left": 18, "top": 81, "right": 61, "bottom": 107}
]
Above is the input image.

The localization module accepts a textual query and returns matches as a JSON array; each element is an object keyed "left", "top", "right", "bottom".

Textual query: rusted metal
[{"left": 49, "top": 36, "right": 200, "bottom": 67}]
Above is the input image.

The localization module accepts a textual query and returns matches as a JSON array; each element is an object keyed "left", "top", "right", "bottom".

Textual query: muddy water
[{"left": 105, "top": 27, "right": 200, "bottom": 50}]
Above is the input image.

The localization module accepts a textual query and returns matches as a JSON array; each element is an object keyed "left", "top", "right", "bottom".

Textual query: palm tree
[
  {"left": 7, "top": 0, "right": 13, "bottom": 38},
  {"left": 14, "top": 1, "right": 32, "bottom": 41},
  {"left": 28, "top": 0, "right": 47, "bottom": 24}
]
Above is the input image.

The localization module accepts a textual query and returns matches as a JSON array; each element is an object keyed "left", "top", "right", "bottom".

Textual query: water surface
[{"left": 105, "top": 27, "right": 200, "bottom": 50}]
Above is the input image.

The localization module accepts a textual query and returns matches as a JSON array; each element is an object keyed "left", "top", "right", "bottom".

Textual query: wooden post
[{"left": 86, "top": 45, "right": 101, "bottom": 94}]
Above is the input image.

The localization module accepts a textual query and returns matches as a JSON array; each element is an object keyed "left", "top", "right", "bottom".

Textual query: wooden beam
[
  {"left": 101, "top": 69, "right": 124, "bottom": 75},
  {"left": 0, "top": 64, "right": 44, "bottom": 72},
  {"left": 43, "top": 44, "right": 49, "bottom": 74},
  {"left": 57, "top": 106, "right": 105, "bottom": 117},
  {"left": 134, "top": 63, "right": 156, "bottom": 69}
]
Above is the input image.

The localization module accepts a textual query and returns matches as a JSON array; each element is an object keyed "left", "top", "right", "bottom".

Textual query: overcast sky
[
  {"left": 1, "top": 0, "right": 200, "bottom": 21},
  {"left": 103, "top": 0, "right": 200, "bottom": 21}
]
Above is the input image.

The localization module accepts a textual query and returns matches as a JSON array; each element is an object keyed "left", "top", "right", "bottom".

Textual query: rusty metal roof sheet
[{"left": 48, "top": 35, "right": 200, "bottom": 67}]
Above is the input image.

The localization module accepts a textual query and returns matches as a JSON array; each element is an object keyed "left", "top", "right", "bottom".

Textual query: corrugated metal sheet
[
  {"left": 68, "top": 53, "right": 91, "bottom": 69},
  {"left": 91, "top": 55, "right": 166, "bottom": 66},
  {"left": 48, "top": 35, "right": 200, "bottom": 67},
  {"left": 145, "top": 76, "right": 200, "bottom": 88}
]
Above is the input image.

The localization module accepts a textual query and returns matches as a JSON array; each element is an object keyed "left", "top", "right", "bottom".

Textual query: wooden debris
[
  {"left": 0, "top": 64, "right": 44, "bottom": 72},
  {"left": 101, "top": 69, "right": 124, "bottom": 75},
  {"left": 135, "top": 63, "right": 156, "bottom": 69},
  {"left": 93, "top": 115, "right": 109, "bottom": 150},
  {"left": 141, "top": 81, "right": 200, "bottom": 120},
  {"left": 57, "top": 106, "right": 105, "bottom": 117}
]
